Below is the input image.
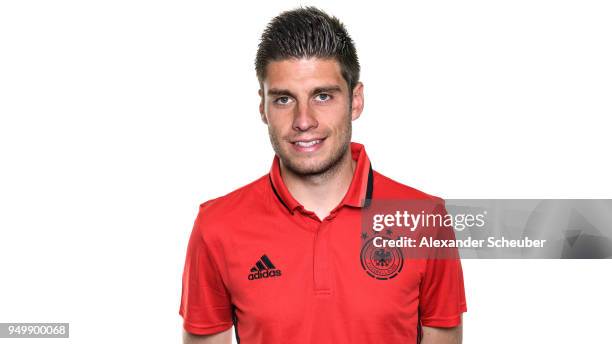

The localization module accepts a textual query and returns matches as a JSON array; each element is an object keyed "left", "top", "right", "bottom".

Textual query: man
[{"left": 180, "top": 7, "right": 466, "bottom": 344}]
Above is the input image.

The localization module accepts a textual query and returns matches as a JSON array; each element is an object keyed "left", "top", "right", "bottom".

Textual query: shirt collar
[{"left": 269, "top": 142, "right": 374, "bottom": 214}]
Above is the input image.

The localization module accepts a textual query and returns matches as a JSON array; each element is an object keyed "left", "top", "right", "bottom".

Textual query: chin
[
  {"left": 284, "top": 158, "right": 327, "bottom": 176},
  {"left": 283, "top": 150, "right": 347, "bottom": 176},
  {"left": 272, "top": 135, "right": 351, "bottom": 176}
]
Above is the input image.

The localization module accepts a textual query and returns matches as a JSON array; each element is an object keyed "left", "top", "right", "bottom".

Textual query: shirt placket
[
  {"left": 313, "top": 220, "right": 332, "bottom": 295},
  {"left": 297, "top": 206, "right": 341, "bottom": 296},
  {"left": 313, "top": 209, "right": 343, "bottom": 296}
]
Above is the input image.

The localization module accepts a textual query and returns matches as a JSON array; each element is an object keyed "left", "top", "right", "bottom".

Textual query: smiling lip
[{"left": 291, "top": 138, "right": 325, "bottom": 152}]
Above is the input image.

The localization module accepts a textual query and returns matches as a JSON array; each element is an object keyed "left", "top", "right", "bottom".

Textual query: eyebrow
[
  {"left": 312, "top": 85, "right": 342, "bottom": 95},
  {"left": 267, "top": 88, "right": 296, "bottom": 98},
  {"left": 267, "top": 85, "right": 342, "bottom": 98}
]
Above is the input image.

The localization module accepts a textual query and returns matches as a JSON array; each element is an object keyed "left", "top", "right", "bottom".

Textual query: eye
[
  {"left": 274, "top": 96, "right": 293, "bottom": 105},
  {"left": 314, "top": 93, "right": 332, "bottom": 102}
]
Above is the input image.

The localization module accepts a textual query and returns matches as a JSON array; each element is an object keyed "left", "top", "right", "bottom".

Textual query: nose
[{"left": 292, "top": 102, "right": 318, "bottom": 132}]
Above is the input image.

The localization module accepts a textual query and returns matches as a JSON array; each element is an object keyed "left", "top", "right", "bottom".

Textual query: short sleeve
[
  {"left": 419, "top": 201, "right": 467, "bottom": 328},
  {"left": 179, "top": 206, "right": 233, "bottom": 335}
]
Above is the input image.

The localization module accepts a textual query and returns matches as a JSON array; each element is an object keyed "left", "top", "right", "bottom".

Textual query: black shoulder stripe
[
  {"left": 364, "top": 164, "right": 374, "bottom": 208},
  {"left": 269, "top": 175, "right": 291, "bottom": 212}
]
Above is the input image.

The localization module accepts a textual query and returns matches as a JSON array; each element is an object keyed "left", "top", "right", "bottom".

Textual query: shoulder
[
  {"left": 372, "top": 170, "right": 444, "bottom": 205},
  {"left": 193, "top": 175, "right": 270, "bottom": 237}
]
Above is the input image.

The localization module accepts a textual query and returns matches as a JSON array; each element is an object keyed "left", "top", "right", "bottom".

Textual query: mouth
[{"left": 290, "top": 138, "right": 326, "bottom": 152}]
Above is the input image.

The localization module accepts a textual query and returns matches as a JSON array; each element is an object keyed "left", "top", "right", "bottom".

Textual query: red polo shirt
[{"left": 180, "top": 142, "right": 467, "bottom": 343}]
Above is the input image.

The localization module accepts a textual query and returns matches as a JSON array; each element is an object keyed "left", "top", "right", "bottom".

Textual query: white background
[{"left": 1, "top": 0, "right": 611, "bottom": 343}]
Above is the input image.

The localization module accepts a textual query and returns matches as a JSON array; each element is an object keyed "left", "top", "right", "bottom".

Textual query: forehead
[{"left": 263, "top": 58, "right": 347, "bottom": 90}]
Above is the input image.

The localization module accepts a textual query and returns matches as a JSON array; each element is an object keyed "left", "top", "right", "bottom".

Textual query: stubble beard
[{"left": 268, "top": 115, "right": 352, "bottom": 179}]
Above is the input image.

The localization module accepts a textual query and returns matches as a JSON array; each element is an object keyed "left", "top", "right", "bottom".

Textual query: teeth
[{"left": 295, "top": 140, "right": 321, "bottom": 147}]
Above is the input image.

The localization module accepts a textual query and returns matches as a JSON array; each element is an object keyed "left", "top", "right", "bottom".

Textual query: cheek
[
  {"left": 266, "top": 111, "right": 293, "bottom": 135},
  {"left": 322, "top": 105, "right": 351, "bottom": 132}
]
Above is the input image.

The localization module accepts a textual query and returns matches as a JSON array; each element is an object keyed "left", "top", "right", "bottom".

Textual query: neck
[{"left": 280, "top": 151, "right": 356, "bottom": 221}]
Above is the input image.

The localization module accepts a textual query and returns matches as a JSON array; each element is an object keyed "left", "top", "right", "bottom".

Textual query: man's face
[{"left": 259, "top": 58, "right": 364, "bottom": 176}]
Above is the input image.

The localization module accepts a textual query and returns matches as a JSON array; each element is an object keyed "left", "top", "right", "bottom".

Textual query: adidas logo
[{"left": 247, "top": 254, "right": 282, "bottom": 280}]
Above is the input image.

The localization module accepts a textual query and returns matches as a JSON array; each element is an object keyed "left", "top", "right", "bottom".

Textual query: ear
[
  {"left": 258, "top": 88, "right": 268, "bottom": 124},
  {"left": 350, "top": 82, "right": 364, "bottom": 121}
]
